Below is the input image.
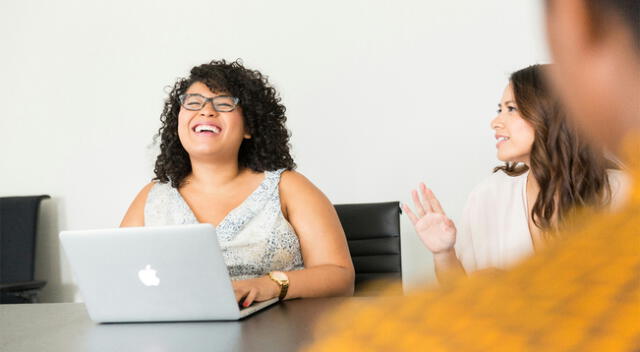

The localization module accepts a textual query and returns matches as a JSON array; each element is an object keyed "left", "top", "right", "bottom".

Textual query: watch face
[{"left": 271, "top": 271, "right": 288, "bottom": 282}]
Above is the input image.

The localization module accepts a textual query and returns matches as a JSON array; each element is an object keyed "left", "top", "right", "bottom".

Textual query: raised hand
[{"left": 402, "top": 183, "right": 457, "bottom": 254}]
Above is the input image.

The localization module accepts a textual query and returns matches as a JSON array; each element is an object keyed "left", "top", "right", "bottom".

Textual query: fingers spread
[
  {"left": 422, "top": 184, "right": 445, "bottom": 215},
  {"left": 402, "top": 203, "right": 419, "bottom": 225},
  {"left": 419, "top": 184, "right": 435, "bottom": 213},
  {"left": 411, "top": 189, "right": 427, "bottom": 217}
]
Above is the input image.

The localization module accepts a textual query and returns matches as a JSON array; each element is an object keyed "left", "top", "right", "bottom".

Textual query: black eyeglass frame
[{"left": 179, "top": 93, "right": 240, "bottom": 112}]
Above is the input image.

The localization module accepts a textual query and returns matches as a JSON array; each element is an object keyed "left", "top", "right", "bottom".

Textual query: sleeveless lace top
[{"left": 144, "top": 169, "right": 304, "bottom": 280}]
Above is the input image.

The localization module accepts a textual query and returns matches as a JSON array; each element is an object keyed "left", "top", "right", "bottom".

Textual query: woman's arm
[
  {"left": 279, "top": 171, "right": 355, "bottom": 298},
  {"left": 432, "top": 250, "right": 466, "bottom": 284},
  {"left": 120, "top": 182, "right": 155, "bottom": 227},
  {"left": 233, "top": 171, "right": 355, "bottom": 306},
  {"left": 403, "top": 183, "right": 466, "bottom": 285}
]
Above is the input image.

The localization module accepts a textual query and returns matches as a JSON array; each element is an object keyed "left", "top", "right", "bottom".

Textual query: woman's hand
[
  {"left": 403, "top": 183, "right": 457, "bottom": 255},
  {"left": 231, "top": 276, "right": 280, "bottom": 307}
]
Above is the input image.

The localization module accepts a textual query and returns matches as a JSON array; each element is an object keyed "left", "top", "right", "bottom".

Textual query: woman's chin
[
  {"left": 496, "top": 153, "right": 510, "bottom": 163},
  {"left": 497, "top": 154, "right": 520, "bottom": 164},
  {"left": 186, "top": 148, "right": 225, "bottom": 160}
]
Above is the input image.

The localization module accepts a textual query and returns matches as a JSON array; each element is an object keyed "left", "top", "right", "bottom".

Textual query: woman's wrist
[
  {"left": 432, "top": 248, "right": 466, "bottom": 284},
  {"left": 264, "top": 274, "right": 285, "bottom": 299},
  {"left": 433, "top": 249, "right": 458, "bottom": 265}
]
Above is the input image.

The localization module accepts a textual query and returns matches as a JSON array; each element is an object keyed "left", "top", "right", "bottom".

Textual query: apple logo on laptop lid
[{"left": 138, "top": 265, "right": 160, "bottom": 286}]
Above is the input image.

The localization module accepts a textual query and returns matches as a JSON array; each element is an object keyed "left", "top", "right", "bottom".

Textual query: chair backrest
[
  {"left": 0, "top": 195, "right": 50, "bottom": 284},
  {"left": 334, "top": 201, "right": 402, "bottom": 295}
]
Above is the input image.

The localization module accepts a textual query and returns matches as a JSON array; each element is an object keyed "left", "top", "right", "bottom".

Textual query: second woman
[{"left": 404, "top": 64, "right": 627, "bottom": 283}]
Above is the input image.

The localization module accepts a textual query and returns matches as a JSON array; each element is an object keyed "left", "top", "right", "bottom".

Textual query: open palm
[{"left": 403, "top": 183, "right": 457, "bottom": 254}]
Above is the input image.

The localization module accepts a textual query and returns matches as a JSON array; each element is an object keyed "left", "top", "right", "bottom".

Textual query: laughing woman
[
  {"left": 404, "top": 64, "right": 628, "bottom": 284},
  {"left": 121, "top": 59, "right": 354, "bottom": 305}
]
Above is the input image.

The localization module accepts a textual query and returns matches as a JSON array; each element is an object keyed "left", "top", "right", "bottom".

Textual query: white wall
[{"left": 0, "top": 0, "right": 548, "bottom": 302}]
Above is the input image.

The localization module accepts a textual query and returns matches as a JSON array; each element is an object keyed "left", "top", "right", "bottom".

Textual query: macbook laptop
[{"left": 60, "top": 224, "right": 278, "bottom": 323}]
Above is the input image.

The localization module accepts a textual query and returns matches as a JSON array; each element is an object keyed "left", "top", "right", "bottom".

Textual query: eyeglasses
[{"left": 179, "top": 94, "right": 240, "bottom": 112}]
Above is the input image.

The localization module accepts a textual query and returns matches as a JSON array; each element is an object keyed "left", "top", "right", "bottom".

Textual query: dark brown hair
[
  {"left": 494, "top": 64, "right": 614, "bottom": 232},
  {"left": 585, "top": 0, "right": 640, "bottom": 49}
]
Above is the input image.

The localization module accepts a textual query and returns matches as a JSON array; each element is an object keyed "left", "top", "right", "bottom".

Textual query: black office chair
[
  {"left": 334, "top": 201, "right": 402, "bottom": 296},
  {"left": 0, "top": 195, "right": 49, "bottom": 303}
]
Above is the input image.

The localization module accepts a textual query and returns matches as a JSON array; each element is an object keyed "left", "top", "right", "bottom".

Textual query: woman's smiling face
[
  {"left": 177, "top": 81, "right": 250, "bottom": 161},
  {"left": 490, "top": 83, "right": 536, "bottom": 165}
]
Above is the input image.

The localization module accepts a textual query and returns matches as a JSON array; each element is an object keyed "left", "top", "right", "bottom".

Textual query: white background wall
[{"left": 0, "top": 0, "right": 548, "bottom": 302}]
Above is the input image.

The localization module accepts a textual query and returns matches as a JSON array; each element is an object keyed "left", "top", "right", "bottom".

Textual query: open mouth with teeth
[
  {"left": 496, "top": 136, "right": 510, "bottom": 147},
  {"left": 193, "top": 124, "right": 221, "bottom": 135}
]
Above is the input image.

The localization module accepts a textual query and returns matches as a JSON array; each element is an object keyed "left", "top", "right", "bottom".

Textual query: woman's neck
[
  {"left": 185, "top": 158, "right": 244, "bottom": 193},
  {"left": 525, "top": 168, "right": 540, "bottom": 197}
]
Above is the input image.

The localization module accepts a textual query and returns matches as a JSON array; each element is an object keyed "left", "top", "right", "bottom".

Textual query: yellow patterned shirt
[{"left": 307, "top": 137, "right": 640, "bottom": 352}]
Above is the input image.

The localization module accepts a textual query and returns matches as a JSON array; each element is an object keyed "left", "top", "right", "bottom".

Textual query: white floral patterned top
[{"left": 144, "top": 169, "right": 304, "bottom": 280}]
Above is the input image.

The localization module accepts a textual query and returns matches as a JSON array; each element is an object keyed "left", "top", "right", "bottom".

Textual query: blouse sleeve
[
  {"left": 607, "top": 169, "right": 631, "bottom": 211},
  {"left": 455, "top": 191, "right": 478, "bottom": 273}
]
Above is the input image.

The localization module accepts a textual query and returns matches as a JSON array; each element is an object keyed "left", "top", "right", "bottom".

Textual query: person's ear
[{"left": 243, "top": 123, "right": 252, "bottom": 139}]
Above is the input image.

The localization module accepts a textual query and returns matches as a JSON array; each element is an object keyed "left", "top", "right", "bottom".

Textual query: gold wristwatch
[{"left": 268, "top": 271, "right": 289, "bottom": 300}]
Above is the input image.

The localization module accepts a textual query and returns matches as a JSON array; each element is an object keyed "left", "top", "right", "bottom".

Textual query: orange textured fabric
[{"left": 307, "top": 137, "right": 640, "bottom": 352}]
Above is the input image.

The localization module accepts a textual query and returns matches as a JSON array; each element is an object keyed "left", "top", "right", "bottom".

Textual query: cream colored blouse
[{"left": 455, "top": 169, "right": 629, "bottom": 273}]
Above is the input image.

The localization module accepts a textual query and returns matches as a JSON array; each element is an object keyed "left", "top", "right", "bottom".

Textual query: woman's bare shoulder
[{"left": 120, "top": 181, "right": 158, "bottom": 227}]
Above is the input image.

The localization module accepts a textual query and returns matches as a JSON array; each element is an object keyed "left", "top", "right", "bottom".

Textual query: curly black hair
[{"left": 153, "top": 59, "right": 296, "bottom": 188}]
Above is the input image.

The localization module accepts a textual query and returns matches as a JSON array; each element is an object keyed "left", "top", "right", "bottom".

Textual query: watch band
[
  {"left": 268, "top": 271, "right": 289, "bottom": 300},
  {"left": 277, "top": 281, "right": 288, "bottom": 301}
]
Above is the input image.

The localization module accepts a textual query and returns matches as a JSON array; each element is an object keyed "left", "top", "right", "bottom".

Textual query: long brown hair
[{"left": 494, "top": 64, "right": 614, "bottom": 233}]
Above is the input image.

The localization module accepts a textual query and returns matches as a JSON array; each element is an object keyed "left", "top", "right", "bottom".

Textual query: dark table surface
[{"left": 0, "top": 297, "right": 362, "bottom": 352}]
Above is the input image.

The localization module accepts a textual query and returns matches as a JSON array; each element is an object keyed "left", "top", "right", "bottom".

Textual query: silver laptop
[{"left": 60, "top": 224, "right": 278, "bottom": 323}]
